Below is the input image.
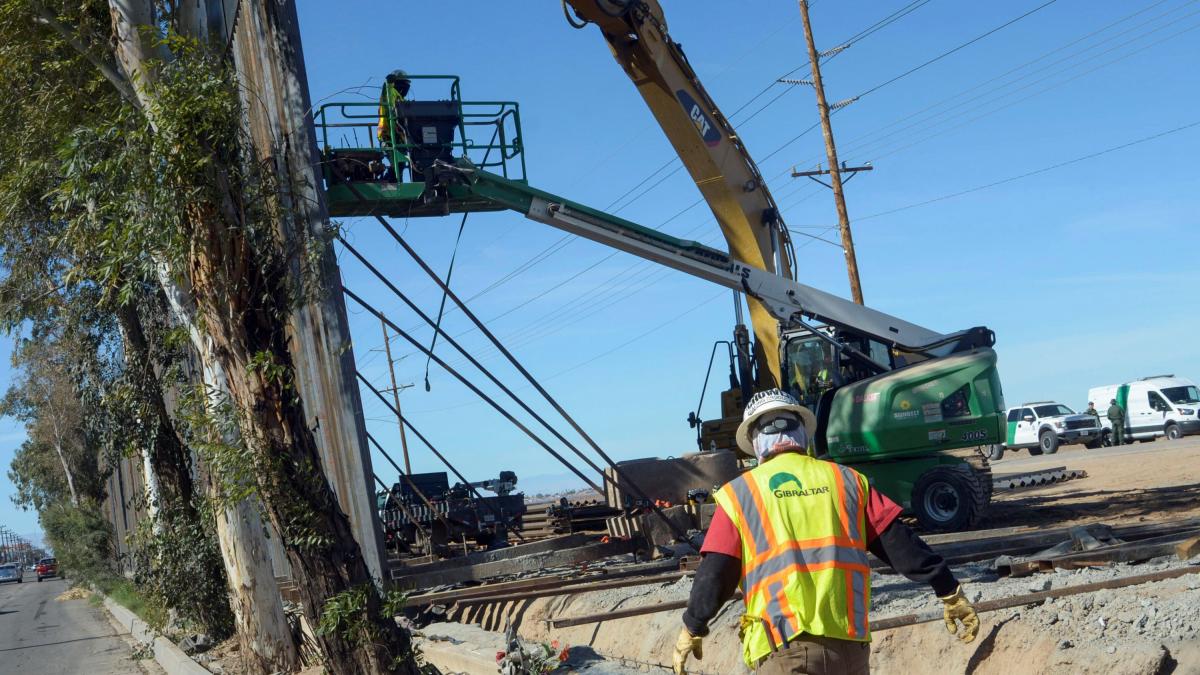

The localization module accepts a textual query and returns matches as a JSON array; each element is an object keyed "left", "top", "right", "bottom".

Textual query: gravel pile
[{"left": 873, "top": 554, "right": 1200, "bottom": 639}]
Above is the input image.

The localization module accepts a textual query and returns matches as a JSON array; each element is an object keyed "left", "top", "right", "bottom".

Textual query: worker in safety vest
[
  {"left": 377, "top": 70, "right": 411, "bottom": 180},
  {"left": 672, "top": 389, "right": 979, "bottom": 674}
]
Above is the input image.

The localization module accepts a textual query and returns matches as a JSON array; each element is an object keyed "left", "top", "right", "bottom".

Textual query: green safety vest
[{"left": 714, "top": 452, "right": 871, "bottom": 667}]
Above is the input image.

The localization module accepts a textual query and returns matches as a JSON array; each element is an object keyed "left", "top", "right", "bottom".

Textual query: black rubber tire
[
  {"left": 37, "top": 577, "right": 42, "bottom": 582},
  {"left": 1166, "top": 424, "right": 1181, "bottom": 441},
  {"left": 1039, "top": 430, "right": 1060, "bottom": 455},
  {"left": 912, "top": 464, "right": 988, "bottom": 532},
  {"left": 986, "top": 444, "right": 1004, "bottom": 461},
  {"left": 1101, "top": 429, "right": 1113, "bottom": 447},
  {"left": 1027, "top": 444, "right": 1044, "bottom": 456}
]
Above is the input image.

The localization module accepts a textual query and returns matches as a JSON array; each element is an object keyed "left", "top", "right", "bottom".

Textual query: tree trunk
[
  {"left": 106, "top": 1, "right": 413, "bottom": 670},
  {"left": 105, "top": 2, "right": 300, "bottom": 669},
  {"left": 47, "top": 416, "right": 80, "bottom": 507},
  {"left": 159, "top": 270, "right": 301, "bottom": 673},
  {"left": 116, "top": 303, "right": 198, "bottom": 512},
  {"left": 230, "top": 0, "right": 387, "bottom": 584}
]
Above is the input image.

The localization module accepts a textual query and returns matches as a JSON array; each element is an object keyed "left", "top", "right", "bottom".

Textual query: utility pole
[
  {"left": 797, "top": 0, "right": 866, "bottom": 304},
  {"left": 379, "top": 320, "right": 414, "bottom": 475}
]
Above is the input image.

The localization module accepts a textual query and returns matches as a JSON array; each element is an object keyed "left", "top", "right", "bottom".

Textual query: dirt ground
[
  {"left": 429, "top": 436, "right": 1200, "bottom": 674},
  {"left": 982, "top": 435, "right": 1200, "bottom": 531}
]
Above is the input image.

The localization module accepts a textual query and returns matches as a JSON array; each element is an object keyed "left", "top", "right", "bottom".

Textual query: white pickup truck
[{"left": 999, "top": 401, "right": 1103, "bottom": 457}]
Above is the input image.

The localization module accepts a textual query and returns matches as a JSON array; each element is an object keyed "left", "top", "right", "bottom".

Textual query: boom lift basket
[{"left": 315, "top": 74, "right": 527, "bottom": 217}]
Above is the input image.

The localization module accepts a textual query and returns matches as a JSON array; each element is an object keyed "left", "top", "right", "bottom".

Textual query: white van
[{"left": 1086, "top": 375, "right": 1200, "bottom": 443}]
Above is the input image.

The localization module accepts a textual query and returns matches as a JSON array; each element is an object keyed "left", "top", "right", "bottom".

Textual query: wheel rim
[
  {"left": 923, "top": 481, "right": 960, "bottom": 523},
  {"left": 1041, "top": 435, "right": 1052, "bottom": 451}
]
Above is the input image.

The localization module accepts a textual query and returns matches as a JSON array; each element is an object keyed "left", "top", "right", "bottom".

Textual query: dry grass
[{"left": 55, "top": 587, "right": 91, "bottom": 602}]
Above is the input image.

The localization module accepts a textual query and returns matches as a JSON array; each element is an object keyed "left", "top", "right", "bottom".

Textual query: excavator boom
[{"left": 564, "top": 0, "right": 794, "bottom": 388}]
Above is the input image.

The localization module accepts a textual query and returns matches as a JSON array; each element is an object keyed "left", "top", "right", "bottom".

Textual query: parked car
[
  {"left": 0, "top": 563, "right": 22, "bottom": 584},
  {"left": 1001, "top": 402, "right": 1102, "bottom": 456},
  {"left": 1088, "top": 375, "right": 1200, "bottom": 443},
  {"left": 35, "top": 557, "right": 57, "bottom": 582}
]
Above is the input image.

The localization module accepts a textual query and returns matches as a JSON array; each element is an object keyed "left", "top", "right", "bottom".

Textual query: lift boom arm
[
  {"left": 564, "top": 0, "right": 795, "bottom": 386},
  {"left": 450, "top": 161, "right": 947, "bottom": 351}
]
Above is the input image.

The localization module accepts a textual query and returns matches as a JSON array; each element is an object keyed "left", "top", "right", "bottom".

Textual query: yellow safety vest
[
  {"left": 714, "top": 452, "right": 871, "bottom": 667},
  {"left": 378, "top": 84, "right": 406, "bottom": 142}
]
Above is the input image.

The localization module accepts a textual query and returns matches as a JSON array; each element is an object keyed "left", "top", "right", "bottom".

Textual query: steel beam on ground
[
  {"left": 999, "top": 528, "right": 1200, "bottom": 577},
  {"left": 406, "top": 559, "right": 679, "bottom": 606},
  {"left": 393, "top": 539, "right": 635, "bottom": 590},
  {"left": 394, "top": 534, "right": 593, "bottom": 577},
  {"left": 454, "top": 571, "right": 689, "bottom": 606}
]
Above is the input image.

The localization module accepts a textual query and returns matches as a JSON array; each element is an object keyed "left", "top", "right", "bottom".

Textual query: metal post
[
  {"left": 379, "top": 319, "right": 413, "bottom": 475},
  {"left": 798, "top": 0, "right": 865, "bottom": 305}
]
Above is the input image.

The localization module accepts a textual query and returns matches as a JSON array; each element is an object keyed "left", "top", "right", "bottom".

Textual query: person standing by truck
[
  {"left": 1107, "top": 398, "right": 1126, "bottom": 446},
  {"left": 1086, "top": 402, "right": 1101, "bottom": 427}
]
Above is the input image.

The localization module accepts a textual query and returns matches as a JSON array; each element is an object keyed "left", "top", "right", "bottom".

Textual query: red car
[{"left": 35, "top": 557, "right": 57, "bottom": 582}]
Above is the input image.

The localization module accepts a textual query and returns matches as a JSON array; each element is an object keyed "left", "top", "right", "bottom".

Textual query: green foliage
[
  {"left": 92, "top": 573, "right": 166, "bottom": 629},
  {"left": 317, "top": 584, "right": 378, "bottom": 648},
  {"left": 130, "top": 497, "right": 235, "bottom": 639},
  {"left": 382, "top": 589, "right": 410, "bottom": 619},
  {"left": 173, "top": 383, "right": 259, "bottom": 504},
  {"left": 40, "top": 502, "right": 113, "bottom": 581}
]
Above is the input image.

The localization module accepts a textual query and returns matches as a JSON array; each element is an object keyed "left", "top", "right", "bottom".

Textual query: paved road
[{"left": 0, "top": 572, "right": 158, "bottom": 674}]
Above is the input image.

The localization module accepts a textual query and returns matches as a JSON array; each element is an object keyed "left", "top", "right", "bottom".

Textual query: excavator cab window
[
  {"left": 784, "top": 331, "right": 894, "bottom": 411},
  {"left": 784, "top": 334, "right": 841, "bottom": 412}
]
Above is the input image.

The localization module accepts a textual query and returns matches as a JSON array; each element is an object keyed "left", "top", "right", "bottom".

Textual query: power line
[
  {"left": 821, "top": 0, "right": 1183, "bottom": 164},
  {"left": 865, "top": 11, "right": 1200, "bottom": 163},
  {"left": 855, "top": 119, "right": 1200, "bottom": 221},
  {"left": 791, "top": 0, "right": 1197, "bottom": 173},
  {"left": 856, "top": 0, "right": 1062, "bottom": 99},
  {"left": 753, "top": 0, "right": 1065, "bottom": 177}
]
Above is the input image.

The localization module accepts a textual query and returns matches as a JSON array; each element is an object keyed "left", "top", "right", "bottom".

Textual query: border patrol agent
[{"left": 672, "top": 389, "right": 979, "bottom": 674}]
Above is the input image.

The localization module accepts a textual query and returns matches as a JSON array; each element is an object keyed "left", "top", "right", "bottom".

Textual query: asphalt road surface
[{"left": 0, "top": 571, "right": 159, "bottom": 674}]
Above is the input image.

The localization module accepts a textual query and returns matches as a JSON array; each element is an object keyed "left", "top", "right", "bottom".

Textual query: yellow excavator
[{"left": 317, "top": 0, "right": 1004, "bottom": 530}]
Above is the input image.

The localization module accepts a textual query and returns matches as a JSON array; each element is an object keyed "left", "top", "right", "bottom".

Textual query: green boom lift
[{"left": 318, "top": 76, "right": 1004, "bottom": 531}]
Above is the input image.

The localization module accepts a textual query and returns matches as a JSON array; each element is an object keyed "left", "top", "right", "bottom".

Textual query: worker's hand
[
  {"left": 672, "top": 626, "right": 703, "bottom": 675},
  {"left": 939, "top": 585, "right": 980, "bottom": 644}
]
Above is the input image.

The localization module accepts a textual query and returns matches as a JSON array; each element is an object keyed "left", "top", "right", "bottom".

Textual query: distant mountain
[{"left": 517, "top": 471, "right": 590, "bottom": 497}]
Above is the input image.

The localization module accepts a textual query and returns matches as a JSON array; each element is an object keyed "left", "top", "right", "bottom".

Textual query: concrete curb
[{"left": 101, "top": 595, "right": 210, "bottom": 675}]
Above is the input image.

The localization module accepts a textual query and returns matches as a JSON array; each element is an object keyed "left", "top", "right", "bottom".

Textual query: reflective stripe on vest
[{"left": 714, "top": 453, "right": 872, "bottom": 667}]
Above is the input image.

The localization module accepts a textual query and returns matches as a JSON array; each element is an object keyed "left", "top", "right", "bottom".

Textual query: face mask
[{"left": 752, "top": 425, "right": 808, "bottom": 462}]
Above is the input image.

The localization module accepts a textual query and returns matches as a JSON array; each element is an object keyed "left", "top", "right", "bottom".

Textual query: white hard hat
[{"left": 735, "top": 388, "right": 817, "bottom": 454}]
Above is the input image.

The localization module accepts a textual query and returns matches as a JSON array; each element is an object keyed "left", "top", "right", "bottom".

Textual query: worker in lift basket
[
  {"left": 377, "top": 69, "right": 411, "bottom": 180},
  {"left": 671, "top": 389, "right": 979, "bottom": 675}
]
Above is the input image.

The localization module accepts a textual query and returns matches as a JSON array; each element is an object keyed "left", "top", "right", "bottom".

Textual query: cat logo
[{"left": 675, "top": 90, "right": 722, "bottom": 147}]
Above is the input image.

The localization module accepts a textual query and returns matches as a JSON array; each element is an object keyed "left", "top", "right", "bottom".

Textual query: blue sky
[{"left": 3, "top": 0, "right": 1199, "bottom": 537}]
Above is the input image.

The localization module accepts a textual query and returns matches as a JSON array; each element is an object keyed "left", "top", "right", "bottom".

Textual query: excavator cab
[{"left": 315, "top": 75, "right": 527, "bottom": 217}]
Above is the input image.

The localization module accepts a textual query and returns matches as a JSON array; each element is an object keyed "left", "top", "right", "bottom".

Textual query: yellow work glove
[
  {"left": 939, "top": 585, "right": 980, "bottom": 644},
  {"left": 672, "top": 626, "right": 703, "bottom": 675}
]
